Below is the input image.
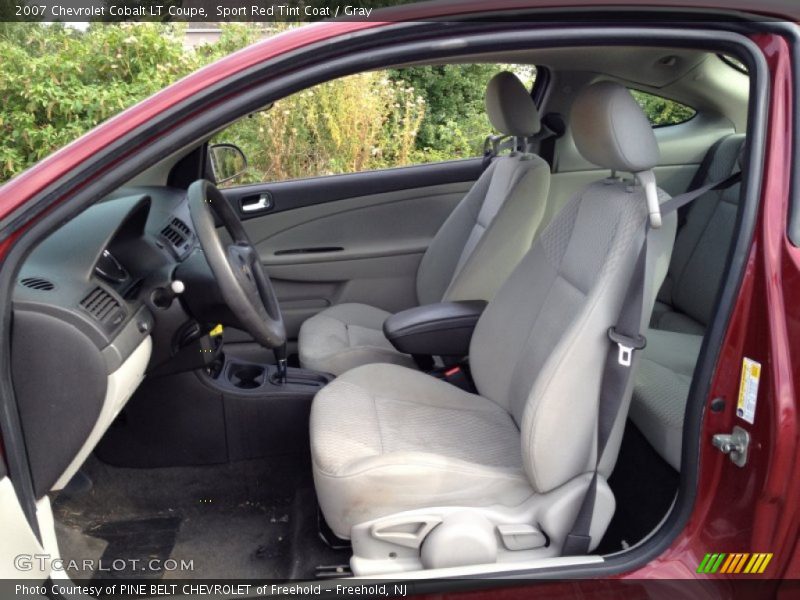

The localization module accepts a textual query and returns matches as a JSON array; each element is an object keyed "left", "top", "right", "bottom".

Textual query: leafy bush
[
  {"left": 631, "top": 89, "right": 696, "bottom": 127},
  {"left": 0, "top": 23, "right": 202, "bottom": 180},
  {"left": 219, "top": 72, "right": 425, "bottom": 183},
  {"left": 0, "top": 23, "right": 698, "bottom": 185},
  {"left": 220, "top": 63, "right": 536, "bottom": 183},
  {"left": 388, "top": 64, "right": 537, "bottom": 161}
]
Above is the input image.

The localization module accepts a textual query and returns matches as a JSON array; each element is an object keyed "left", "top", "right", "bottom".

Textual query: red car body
[{"left": 1, "top": 1, "right": 799, "bottom": 595}]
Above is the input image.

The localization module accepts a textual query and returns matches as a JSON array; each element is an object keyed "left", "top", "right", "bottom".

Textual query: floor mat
[
  {"left": 597, "top": 421, "right": 680, "bottom": 554},
  {"left": 52, "top": 454, "right": 351, "bottom": 580},
  {"left": 90, "top": 517, "right": 181, "bottom": 580}
]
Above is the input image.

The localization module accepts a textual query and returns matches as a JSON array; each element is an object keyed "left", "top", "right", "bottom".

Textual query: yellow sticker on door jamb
[{"left": 736, "top": 357, "right": 761, "bottom": 425}]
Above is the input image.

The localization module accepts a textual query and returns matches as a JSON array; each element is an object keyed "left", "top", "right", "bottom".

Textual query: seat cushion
[
  {"left": 310, "top": 363, "right": 533, "bottom": 538},
  {"left": 630, "top": 329, "right": 704, "bottom": 470},
  {"left": 650, "top": 300, "right": 706, "bottom": 335},
  {"left": 298, "top": 303, "right": 416, "bottom": 375}
]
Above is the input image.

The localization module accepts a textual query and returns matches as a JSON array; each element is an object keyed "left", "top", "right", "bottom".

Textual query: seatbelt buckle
[
  {"left": 442, "top": 365, "right": 476, "bottom": 393},
  {"left": 607, "top": 327, "right": 646, "bottom": 367}
]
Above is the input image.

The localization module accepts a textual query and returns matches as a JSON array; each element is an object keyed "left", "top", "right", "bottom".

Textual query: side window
[
  {"left": 213, "top": 64, "right": 536, "bottom": 187},
  {"left": 629, "top": 89, "right": 696, "bottom": 127}
]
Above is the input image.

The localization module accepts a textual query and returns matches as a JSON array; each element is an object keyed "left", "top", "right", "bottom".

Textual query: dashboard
[
  {"left": 11, "top": 186, "right": 200, "bottom": 497},
  {"left": 15, "top": 187, "right": 196, "bottom": 352}
]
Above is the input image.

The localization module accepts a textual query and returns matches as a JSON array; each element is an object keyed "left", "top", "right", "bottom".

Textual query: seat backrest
[
  {"left": 415, "top": 72, "right": 551, "bottom": 305},
  {"left": 657, "top": 134, "right": 746, "bottom": 331},
  {"left": 470, "top": 82, "right": 677, "bottom": 494}
]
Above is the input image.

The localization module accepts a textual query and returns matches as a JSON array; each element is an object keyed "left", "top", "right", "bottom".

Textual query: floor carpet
[
  {"left": 596, "top": 421, "right": 680, "bottom": 554},
  {"left": 52, "top": 454, "right": 351, "bottom": 581}
]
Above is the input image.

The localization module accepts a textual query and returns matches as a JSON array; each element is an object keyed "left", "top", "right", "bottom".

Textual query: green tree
[
  {"left": 388, "top": 64, "right": 537, "bottom": 160},
  {"left": 388, "top": 64, "right": 497, "bottom": 160},
  {"left": 0, "top": 23, "right": 201, "bottom": 179}
]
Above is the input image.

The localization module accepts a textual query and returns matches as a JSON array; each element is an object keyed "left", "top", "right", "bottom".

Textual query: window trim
[{"left": 531, "top": 64, "right": 550, "bottom": 107}]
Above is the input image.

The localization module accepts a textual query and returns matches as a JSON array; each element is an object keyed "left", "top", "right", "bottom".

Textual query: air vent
[
  {"left": 161, "top": 217, "right": 191, "bottom": 245},
  {"left": 20, "top": 277, "right": 54, "bottom": 291},
  {"left": 80, "top": 286, "right": 123, "bottom": 325},
  {"left": 160, "top": 217, "right": 193, "bottom": 257}
]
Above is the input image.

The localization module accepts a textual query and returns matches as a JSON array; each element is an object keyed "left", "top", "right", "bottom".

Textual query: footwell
[{"left": 52, "top": 454, "right": 351, "bottom": 580}]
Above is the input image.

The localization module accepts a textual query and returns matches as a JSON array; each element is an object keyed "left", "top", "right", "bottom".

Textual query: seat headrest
[
  {"left": 485, "top": 71, "right": 541, "bottom": 138},
  {"left": 571, "top": 81, "right": 660, "bottom": 173}
]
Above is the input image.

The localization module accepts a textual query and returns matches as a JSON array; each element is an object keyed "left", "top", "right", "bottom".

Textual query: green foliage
[
  {"left": 0, "top": 23, "right": 698, "bottom": 186},
  {"left": 631, "top": 89, "right": 696, "bottom": 127},
  {"left": 0, "top": 22, "right": 202, "bottom": 180},
  {"left": 218, "top": 72, "right": 425, "bottom": 183},
  {"left": 387, "top": 64, "right": 497, "bottom": 161},
  {"left": 387, "top": 64, "right": 537, "bottom": 161}
]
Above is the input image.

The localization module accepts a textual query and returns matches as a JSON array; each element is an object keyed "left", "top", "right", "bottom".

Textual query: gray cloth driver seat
[
  {"left": 309, "top": 81, "right": 677, "bottom": 574},
  {"left": 299, "top": 71, "right": 551, "bottom": 375}
]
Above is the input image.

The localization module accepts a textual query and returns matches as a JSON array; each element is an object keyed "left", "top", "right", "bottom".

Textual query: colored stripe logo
[{"left": 697, "top": 553, "right": 773, "bottom": 574}]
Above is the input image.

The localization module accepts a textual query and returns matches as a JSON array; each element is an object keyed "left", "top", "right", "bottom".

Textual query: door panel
[
  {"left": 252, "top": 184, "right": 468, "bottom": 263},
  {"left": 225, "top": 158, "right": 482, "bottom": 217},
  {"left": 224, "top": 159, "right": 482, "bottom": 338},
  {"left": 269, "top": 253, "right": 425, "bottom": 336}
]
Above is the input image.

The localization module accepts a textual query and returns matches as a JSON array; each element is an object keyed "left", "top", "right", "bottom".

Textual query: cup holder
[{"left": 228, "top": 363, "right": 266, "bottom": 389}]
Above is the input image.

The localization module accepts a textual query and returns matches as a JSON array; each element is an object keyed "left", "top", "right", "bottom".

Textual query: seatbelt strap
[
  {"left": 678, "top": 133, "right": 734, "bottom": 228},
  {"left": 660, "top": 171, "right": 742, "bottom": 216},
  {"left": 561, "top": 240, "right": 647, "bottom": 556},
  {"left": 561, "top": 169, "right": 742, "bottom": 556}
]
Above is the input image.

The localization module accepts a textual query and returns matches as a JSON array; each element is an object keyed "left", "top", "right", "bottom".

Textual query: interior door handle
[{"left": 240, "top": 193, "right": 274, "bottom": 214}]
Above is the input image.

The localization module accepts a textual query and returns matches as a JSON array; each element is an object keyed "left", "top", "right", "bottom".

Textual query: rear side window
[{"left": 630, "top": 89, "right": 696, "bottom": 127}]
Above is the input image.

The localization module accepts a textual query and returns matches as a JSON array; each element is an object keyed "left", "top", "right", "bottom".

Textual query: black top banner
[
  {"left": 4, "top": 0, "right": 412, "bottom": 22},
  {"left": 4, "top": 0, "right": 800, "bottom": 23}
]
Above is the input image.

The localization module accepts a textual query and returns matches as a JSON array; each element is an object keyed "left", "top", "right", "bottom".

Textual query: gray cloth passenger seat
[
  {"left": 298, "top": 72, "right": 552, "bottom": 376},
  {"left": 630, "top": 133, "right": 746, "bottom": 470}
]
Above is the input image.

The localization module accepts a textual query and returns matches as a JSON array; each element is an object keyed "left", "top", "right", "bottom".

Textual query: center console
[
  {"left": 218, "top": 355, "right": 332, "bottom": 395},
  {"left": 96, "top": 335, "right": 334, "bottom": 468}
]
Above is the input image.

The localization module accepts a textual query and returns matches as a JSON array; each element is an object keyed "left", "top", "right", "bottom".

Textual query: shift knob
[{"left": 152, "top": 279, "right": 185, "bottom": 308}]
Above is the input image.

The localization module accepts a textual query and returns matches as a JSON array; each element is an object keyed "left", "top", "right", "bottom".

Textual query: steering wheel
[{"left": 187, "top": 179, "right": 286, "bottom": 349}]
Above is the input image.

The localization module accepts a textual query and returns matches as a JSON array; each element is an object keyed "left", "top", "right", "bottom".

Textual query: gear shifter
[{"left": 273, "top": 343, "right": 288, "bottom": 385}]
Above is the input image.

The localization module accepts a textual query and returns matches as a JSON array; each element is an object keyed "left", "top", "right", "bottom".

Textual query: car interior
[{"left": 7, "top": 33, "right": 756, "bottom": 582}]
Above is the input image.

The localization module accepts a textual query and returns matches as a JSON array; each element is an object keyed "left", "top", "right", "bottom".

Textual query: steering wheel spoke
[{"left": 188, "top": 180, "right": 286, "bottom": 349}]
